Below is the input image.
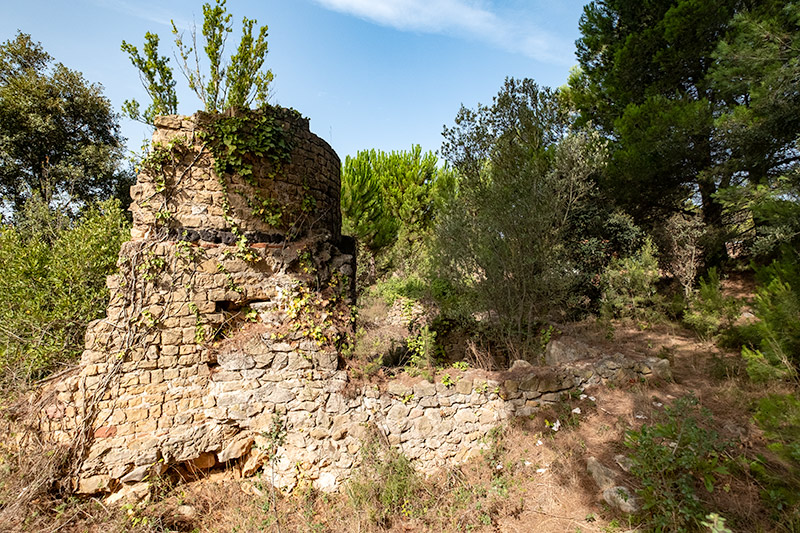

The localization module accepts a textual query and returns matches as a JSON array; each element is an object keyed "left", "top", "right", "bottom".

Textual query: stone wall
[
  {"left": 40, "top": 108, "right": 671, "bottom": 498},
  {"left": 130, "top": 108, "right": 341, "bottom": 242}
]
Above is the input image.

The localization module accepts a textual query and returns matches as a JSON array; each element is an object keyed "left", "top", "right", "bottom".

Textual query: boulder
[
  {"left": 586, "top": 456, "right": 617, "bottom": 490},
  {"left": 545, "top": 337, "right": 598, "bottom": 366}
]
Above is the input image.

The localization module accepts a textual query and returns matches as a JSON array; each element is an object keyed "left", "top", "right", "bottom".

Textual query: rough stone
[
  {"left": 603, "top": 486, "right": 638, "bottom": 513},
  {"left": 106, "top": 482, "right": 150, "bottom": 505},
  {"left": 508, "top": 360, "right": 534, "bottom": 373},
  {"left": 218, "top": 435, "right": 254, "bottom": 463},
  {"left": 77, "top": 475, "right": 114, "bottom": 494},
  {"left": 587, "top": 456, "right": 617, "bottom": 490},
  {"left": 544, "top": 336, "right": 598, "bottom": 366}
]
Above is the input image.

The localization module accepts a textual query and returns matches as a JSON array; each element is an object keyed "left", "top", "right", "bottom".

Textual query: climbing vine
[
  {"left": 199, "top": 107, "right": 297, "bottom": 230},
  {"left": 138, "top": 135, "right": 202, "bottom": 229}
]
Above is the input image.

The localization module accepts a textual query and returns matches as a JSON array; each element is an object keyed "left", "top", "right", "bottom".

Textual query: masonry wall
[{"left": 129, "top": 109, "right": 341, "bottom": 242}]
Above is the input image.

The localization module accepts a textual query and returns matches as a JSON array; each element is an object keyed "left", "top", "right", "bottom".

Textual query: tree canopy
[
  {"left": 122, "top": 0, "right": 274, "bottom": 120},
  {"left": 0, "top": 32, "right": 131, "bottom": 214},
  {"left": 570, "top": 0, "right": 739, "bottom": 267}
]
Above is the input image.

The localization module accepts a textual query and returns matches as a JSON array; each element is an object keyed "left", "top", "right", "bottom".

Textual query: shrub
[
  {"left": 0, "top": 198, "right": 129, "bottom": 389},
  {"left": 658, "top": 212, "right": 705, "bottom": 299},
  {"left": 625, "top": 396, "right": 730, "bottom": 532},
  {"left": 747, "top": 394, "right": 800, "bottom": 527},
  {"left": 437, "top": 78, "right": 606, "bottom": 353},
  {"left": 599, "top": 237, "right": 661, "bottom": 320},
  {"left": 346, "top": 428, "right": 421, "bottom": 527},
  {"left": 740, "top": 255, "right": 800, "bottom": 381},
  {"left": 683, "top": 267, "right": 741, "bottom": 339},
  {"left": 566, "top": 205, "right": 647, "bottom": 313}
]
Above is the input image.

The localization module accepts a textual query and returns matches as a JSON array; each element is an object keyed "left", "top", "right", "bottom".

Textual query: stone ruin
[{"left": 40, "top": 106, "right": 671, "bottom": 498}]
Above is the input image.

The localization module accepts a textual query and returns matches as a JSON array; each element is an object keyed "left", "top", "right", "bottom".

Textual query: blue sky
[{"left": 1, "top": 0, "right": 587, "bottom": 161}]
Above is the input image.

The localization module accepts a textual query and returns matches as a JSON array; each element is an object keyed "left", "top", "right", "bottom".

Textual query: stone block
[
  {"left": 77, "top": 475, "right": 114, "bottom": 494},
  {"left": 455, "top": 378, "right": 473, "bottom": 395},
  {"left": 453, "top": 409, "right": 476, "bottom": 425},
  {"left": 413, "top": 380, "right": 436, "bottom": 398}
]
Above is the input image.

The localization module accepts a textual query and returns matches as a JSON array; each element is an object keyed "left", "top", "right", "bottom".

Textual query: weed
[
  {"left": 683, "top": 267, "right": 741, "bottom": 340},
  {"left": 406, "top": 324, "right": 438, "bottom": 370},
  {"left": 625, "top": 396, "right": 730, "bottom": 532},
  {"left": 746, "top": 394, "right": 800, "bottom": 526},
  {"left": 452, "top": 361, "right": 470, "bottom": 371},
  {"left": 346, "top": 426, "right": 420, "bottom": 528},
  {"left": 701, "top": 513, "right": 733, "bottom": 533}
]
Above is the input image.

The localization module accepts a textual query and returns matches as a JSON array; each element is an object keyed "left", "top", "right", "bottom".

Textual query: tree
[
  {"left": 123, "top": 0, "right": 274, "bottom": 116},
  {"left": 710, "top": 0, "right": 800, "bottom": 258},
  {"left": 0, "top": 32, "right": 131, "bottom": 213},
  {"left": 437, "top": 78, "right": 606, "bottom": 346},
  {"left": 120, "top": 32, "right": 178, "bottom": 125},
  {"left": 571, "top": 0, "right": 740, "bottom": 264},
  {"left": 341, "top": 146, "right": 454, "bottom": 252}
]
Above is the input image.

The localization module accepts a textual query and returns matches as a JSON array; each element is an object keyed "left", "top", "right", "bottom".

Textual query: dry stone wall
[{"left": 39, "top": 107, "right": 671, "bottom": 498}]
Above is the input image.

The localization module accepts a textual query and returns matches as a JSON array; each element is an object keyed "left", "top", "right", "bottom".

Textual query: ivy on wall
[{"left": 200, "top": 107, "right": 297, "bottom": 229}]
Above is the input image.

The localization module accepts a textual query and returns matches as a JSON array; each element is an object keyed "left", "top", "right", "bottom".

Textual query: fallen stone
[
  {"left": 586, "top": 456, "right": 617, "bottom": 490},
  {"left": 241, "top": 449, "right": 268, "bottom": 477},
  {"left": 603, "top": 486, "right": 638, "bottom": 513},
  {"left": 106, "top": 482, "right": 150, "bottom": 505},
  {"left": 614, "top": 454, "right": 634, "bottom": 473},
  {"left": 314, "top": 471, "right": 338, "bottom": 492},
  {"left": 645, "top": 357, "right": 672, "bottom": 381},
  {"left": 176, "top": 504, "right": 198, "bottom": 521},
  {"left": 77, "top": 475, "right": 114, "bottom": 494}
]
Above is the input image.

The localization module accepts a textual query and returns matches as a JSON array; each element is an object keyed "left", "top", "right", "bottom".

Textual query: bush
[
  {"left": 567, "top": 206, "right": 647, "bottom": 313},
  {"left": 599, "top": 237, "right": 661, "bottom": 320},
  {"left": 683, "top": 267, "right": 741, "bottom": 339},
  {"left": 625, "top": 396, "right": 730, "bottom": 532},
  {"left": 0, "top": 198, "right": 129, "bottom": 389},
  {"left": 740, "top": 254, "right": 800, "bottom": 381},
  {"left": 437, "top": 78, "right": 606, "bottom": 352}
]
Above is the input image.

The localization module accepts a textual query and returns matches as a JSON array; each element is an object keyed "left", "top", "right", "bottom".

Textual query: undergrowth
[{"left": 625, "top": 396, "right": 731, "bottom": 532}]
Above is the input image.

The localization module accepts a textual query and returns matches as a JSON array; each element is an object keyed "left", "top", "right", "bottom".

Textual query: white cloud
[
  {"left": 90, "top": 0, "right": 190, "bottom": 30},
  {"left": 312, "top": 0, "right": 571, "bottom": 65}
]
